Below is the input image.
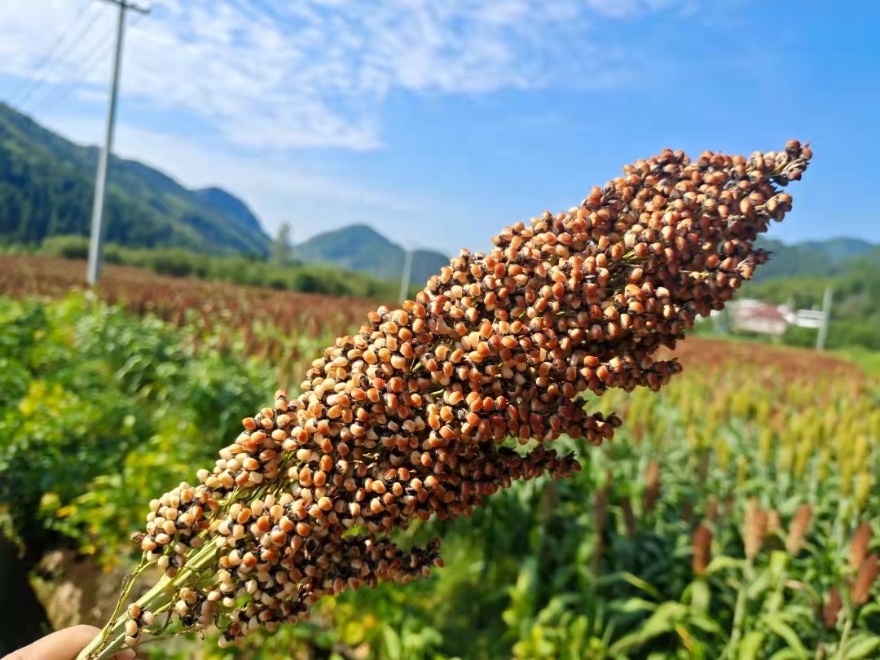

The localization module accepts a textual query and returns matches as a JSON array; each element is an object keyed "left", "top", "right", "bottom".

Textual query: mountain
[
  {"left": 753, "top": 236, "right": 877, "bottom": 281},
  {"left": 293, "top": 224, "right": 450, "bottom": 286},
  {"left": 293, "top": 227, "right": 878, "bottom": 289},
  {"left": 0, "top": 103, "right": 270, "bottom": 256},
  {"left": 798, "top": 237, "right": 876, "bottom": 264},
  {"left": 193, "top": 187, "right": 263, "bottom": 234}
]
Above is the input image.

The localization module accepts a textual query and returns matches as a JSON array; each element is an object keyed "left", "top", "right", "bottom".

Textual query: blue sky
[{"left": 0, "top": 0, "right": 878, "bottom": 256}]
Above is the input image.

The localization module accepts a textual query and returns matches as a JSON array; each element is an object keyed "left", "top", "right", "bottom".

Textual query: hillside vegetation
[
  {"left": 293, "top": 223, "right": 449, "bottom": 285},
  {"left": 752, "top": 237, "right": 877, "bottom": 281},
  {"left": 0, "top": 104, "right": 451, "bottom": 281},
  {"left": 0, "top": 103, "right": 270, "bottom": 256}
]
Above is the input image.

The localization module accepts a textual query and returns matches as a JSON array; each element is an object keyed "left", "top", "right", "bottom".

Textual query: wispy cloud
[
  {"left": 1, "top": 0, "right": 697, "bottom": 151},
  {"left": 36, "top": 111, "right": 469, "bottom": 251}
]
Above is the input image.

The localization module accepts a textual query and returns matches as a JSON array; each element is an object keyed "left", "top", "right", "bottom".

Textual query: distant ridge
[
  {"left": 0, "top": 102, "right": 271, "bottom": 255},
  {"left": 294, "top": 223, "right": 450, "bottom": 286}
]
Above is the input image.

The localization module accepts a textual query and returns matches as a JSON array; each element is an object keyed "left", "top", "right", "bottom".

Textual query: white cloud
[
  {"left": 0, "top": 0, "right": 719, "bottom": 255},
  {"left": 36, "top": 111, "right": 477, "bottom": 252},
  {"left": 0, "top": 0, "right": 697, "bottom": 151}
]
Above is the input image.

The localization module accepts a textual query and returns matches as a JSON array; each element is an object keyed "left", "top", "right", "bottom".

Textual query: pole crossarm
[{"left": 99, "top": 0, "right": 150, "bottom": 15}]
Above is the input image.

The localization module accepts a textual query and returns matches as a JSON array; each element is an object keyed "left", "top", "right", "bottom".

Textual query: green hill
[
  {"left": 293, "top": 224, "right": 449, "bottom": 287},
  {"left": 193, "top": 187, "right": 264, "bottom": 234},
  {"left": 752, "top": 236, "right": 876, "bottom": 281},
  {"left": 798, "top": 237, "right": 877, "bottom": 263},
  {"left": 2, "top": 99, "right": 873, "bottom": 311},
  {"left": 0, "top": 103, "right": 270, "bottom": 255}
]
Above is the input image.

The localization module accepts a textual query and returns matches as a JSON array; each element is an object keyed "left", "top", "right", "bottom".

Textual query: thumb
[{"left": 1, "top": 625, "right": 136, "bottom": 660}]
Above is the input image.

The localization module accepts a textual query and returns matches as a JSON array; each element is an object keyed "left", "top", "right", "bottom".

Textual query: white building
[
  {"left": 727, "top": 299, "right": 790, "bottom": 337},
  {"left": 705, "top": 298, "right": 825, "bottom": 337}
]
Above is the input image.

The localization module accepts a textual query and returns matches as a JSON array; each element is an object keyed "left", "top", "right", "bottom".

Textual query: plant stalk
[
  {"left": 76, "top": 544, "right": 220, "bottom": 660},
  {"left": 834, "top": 606, "right": 854, "bottom": 660},
  {"left": 723, "top": 558, "right": 753, "bottom": 659}
]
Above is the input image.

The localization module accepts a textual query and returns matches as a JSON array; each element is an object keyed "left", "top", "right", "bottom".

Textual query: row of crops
[{"left": 0, "top": 255, "right": 877, "bottom": 658}]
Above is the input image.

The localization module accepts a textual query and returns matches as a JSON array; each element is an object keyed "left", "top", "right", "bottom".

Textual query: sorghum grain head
[{"left": 80, "top": 141, "right": 812, "bottom": 660}]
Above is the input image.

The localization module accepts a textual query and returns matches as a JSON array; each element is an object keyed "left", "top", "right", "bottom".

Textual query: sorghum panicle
[
  {"left": 852, "top": 554, "right": 879, "bottom": 606},
  {"left": 81, "top": 141, "right": 812, "bottom": 658},
  {"left": 785, "top": 502, "right": 813, "bottom": 557},
  {"left": 850, "top": 522, "right": 873, "bottom": 571},
  {"left": 692, "top": 524, "right": 713, "bottom": 576}
]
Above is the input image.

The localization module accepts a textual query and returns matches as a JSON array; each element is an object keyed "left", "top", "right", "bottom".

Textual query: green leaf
[
  {"left": 706, "top": 556, "right": 744, "bottom": 575},
  {"left": 619, "top": 572, "right": 665, "bottom": 602},
  {"left": 381, "top": 626, "right": 403, "bottom": 660},
  {"left": 859, "top": 601, "right": 880, "bottom": 618},
  {"left": 688, "top": 579, "right": 711, "bottom": 615},
  {"left": 843, "top": 635, "right": 880, "bottom": 659},
  {"left": 764, "top": 614, "right": 809, "bottom": 659},
  {"left": 562, "top": 616, "right": 589, "bottom": 660},
  {"left": 608, "top": 602, "right": 687, "bottom": 654},
  {"left": 687, "top": 614, "right": 724, "bottom": 637},
  {"left": 738, "top": 631, "right": 765, "bottom": 660},
  {"left": 747, "top": 570, "right": 774, "bottom": 599},
  {"left": 768, "top": 651, "right": 803, "bottom": 660},
  {"left": 614, "top": 597, "right": 658, "bottom": 614},
  {"left": 768, "top": 551, "right": 788, "bottom": 582},
  {"left": 675, "top": 624, "right": 704, "bottom": 659}
]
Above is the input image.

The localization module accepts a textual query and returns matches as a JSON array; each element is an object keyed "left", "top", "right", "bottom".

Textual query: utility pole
[
  {"left": 816, "top": 286, "right": 833, "bottom": 351},
  {"left": 86, "top": 0, "right": 149, "bottom": 286},
  {"left": 399, "top": 246, "right": 414, "bottom": 303}
]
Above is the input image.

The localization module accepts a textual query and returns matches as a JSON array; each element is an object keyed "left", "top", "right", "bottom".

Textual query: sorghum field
[{"left": 1, "top": 254, "right": 879, "bottom": 659}]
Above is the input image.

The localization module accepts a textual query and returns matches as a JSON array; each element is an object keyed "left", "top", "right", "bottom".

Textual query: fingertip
[{"left": 112, "top": 651, "right": 137, "bottom": 660}]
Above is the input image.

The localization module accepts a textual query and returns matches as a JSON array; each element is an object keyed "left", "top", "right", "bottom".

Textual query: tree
[{"left": 271, "top": 222, "right": 292, "bottom": 265}]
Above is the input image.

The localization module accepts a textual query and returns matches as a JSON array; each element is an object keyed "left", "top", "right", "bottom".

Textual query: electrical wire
[
  {"left": 9, "top": 0, "right": 104, "bottom": 110},
  {"left": 33, "top": 32, "right": 116, "bottom": 114},
  {"left": 31, "top": 5, "right": 150, "bottom": 115}
]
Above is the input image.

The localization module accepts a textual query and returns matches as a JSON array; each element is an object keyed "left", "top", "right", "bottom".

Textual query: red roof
[{"left": 737, "top": 303, "right": 788, "bottom": 323}]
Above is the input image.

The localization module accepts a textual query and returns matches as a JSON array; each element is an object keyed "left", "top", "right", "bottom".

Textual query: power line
[
  {"left": 9, "top": 1, "right": 104, "bottom": 110},
  {"left": 230, "top": 0, "right": 274, "bottom": 25},
  {"left": 32, "top": 7, "right": 148, "bottom": 115},
  {"left": 7, "top": 0, "right": 95, "bottom": 106},
  {"left": 33, "top": 34, "right": 115, "bottom": 114}
]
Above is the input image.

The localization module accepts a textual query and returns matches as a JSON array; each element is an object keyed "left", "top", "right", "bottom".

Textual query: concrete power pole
[
  {"left": 86, "top": 0, "right": 149, "bottom": 286},
  {"left": 816, "top": 286, "right": 833, "bottom": 351},
  {"left": 399, "top": 246, "right": 414, "bottom": 303}
]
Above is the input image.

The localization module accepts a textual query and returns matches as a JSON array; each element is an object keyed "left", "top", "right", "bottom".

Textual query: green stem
[
  {"left": 724, "top": 558, "right": 753, "bottom": 659},
  {"left": 76, "top": 543, "right": 220, "bottom": 660},
  {"left": 835, "top": 608, "right": 854, "bottom": 660},
  {"left": 93, "top": 557, "right": 148, "bottom": 653}
]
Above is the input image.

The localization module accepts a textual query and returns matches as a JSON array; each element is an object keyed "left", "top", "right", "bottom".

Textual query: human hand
[{"left": 1, "top": 625, "right": 135, "bottom": 660}]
